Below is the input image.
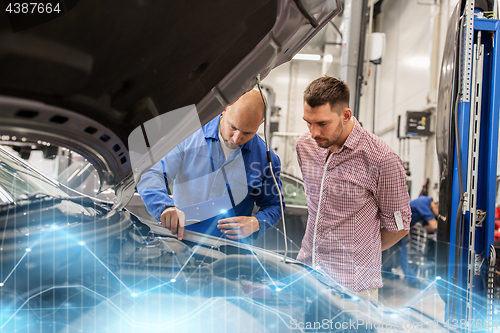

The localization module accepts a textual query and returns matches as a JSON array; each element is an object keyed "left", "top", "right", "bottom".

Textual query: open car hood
[{"left": 0, "top": 0, "right": 341, "bottom": 209}]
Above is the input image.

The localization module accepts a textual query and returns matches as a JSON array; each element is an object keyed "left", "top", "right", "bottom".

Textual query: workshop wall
[
  {"left": 260, "top": 0, "right": 458, "bottom": 199},
  {"left": 359, "top": 0, "right": 433, "bottom": 200},
  {"left": 359, "top": 0, "right": 457, "bottom": 200},
  {"left": 261, "top": 59, "right": 322, "bottom": 178},
  {"left": 261, "top": 19, "right": 342, "bottom": 179}
]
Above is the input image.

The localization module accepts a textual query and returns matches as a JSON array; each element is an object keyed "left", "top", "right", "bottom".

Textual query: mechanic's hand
[
  {"left": 217, "top": 216, "right": 260, "bottom": 240},
  {"left": 160, "top": 206, "right": 185, "bottom": 240}
]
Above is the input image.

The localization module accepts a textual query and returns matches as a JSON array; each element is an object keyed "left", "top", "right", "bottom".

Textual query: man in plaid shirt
[{"left": 296, "top": 76, "right": 411, "bottom": 301}]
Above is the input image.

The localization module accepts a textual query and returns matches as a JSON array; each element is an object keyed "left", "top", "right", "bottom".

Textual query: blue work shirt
[
  {"left": 410, "top": 196, "right": 435, "bottom": 227},
  {"left": 137, "top": 114, "right": 284, "bottom": 238}
]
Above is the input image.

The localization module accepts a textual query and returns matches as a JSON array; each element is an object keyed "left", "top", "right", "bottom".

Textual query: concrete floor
[
  {"left": 379, "top": 276, "right": 446, "bottom": 322},
  {"left": 379, "top": 276, "right": 500, "bottom": 333}
]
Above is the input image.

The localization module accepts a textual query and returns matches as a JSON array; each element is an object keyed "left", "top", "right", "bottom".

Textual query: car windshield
[
  {"left": 0, "top": 148, "right": 68, "bottom": 203},
  {"left": 281, "top": 174, "right": 307, "bottom": 207}
]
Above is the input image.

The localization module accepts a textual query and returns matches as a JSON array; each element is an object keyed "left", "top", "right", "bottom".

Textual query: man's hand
[
  {"left": 217, "top": 216, "right": 260, "bottom": 239},
  {"left": 160, "top": 206, "right": 185, "bottom": 240},
  {"left": 381, "top": 228, "right": 409, "bottom": 251}
]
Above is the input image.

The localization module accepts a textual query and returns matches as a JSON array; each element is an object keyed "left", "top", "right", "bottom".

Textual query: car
[
  {"left": 249, "top": 172, "right": 308, "bottom": 258},
  {"left": 0, "top": 1, "right": 454, "bottom": 331},
  {"left": 56, "top": 161, "right": 309, "bottom": 258},
  {"left": 0, "top": 145, "right": 451, "bottom": 332}
]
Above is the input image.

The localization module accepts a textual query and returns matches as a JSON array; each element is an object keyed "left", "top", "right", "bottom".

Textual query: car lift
[{"left": 439, "top": 0, "right": 500, "bottom": 330}]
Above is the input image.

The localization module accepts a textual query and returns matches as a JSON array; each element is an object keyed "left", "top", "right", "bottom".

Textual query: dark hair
[{"left": 304, "top": 76, "right": 350, "bottom": 112}]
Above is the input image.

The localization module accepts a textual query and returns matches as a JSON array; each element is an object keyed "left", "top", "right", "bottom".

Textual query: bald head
[
  {"left": 219, "top": 90, "right": 265, "bottom": 148},
  {"left": 228, "top": 89, "right": 266, "bottom": 120}
]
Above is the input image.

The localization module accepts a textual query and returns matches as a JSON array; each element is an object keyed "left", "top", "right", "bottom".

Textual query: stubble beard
[
  {"left": 223, "top": 139, "right": 239, "bottom": 149},
  {"left": 313, "top": 121, "right": 343, "bottom": 149}
]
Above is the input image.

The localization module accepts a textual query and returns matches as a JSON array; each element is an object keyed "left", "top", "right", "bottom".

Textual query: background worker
[{"left": 397, "top": 196, "right": 438, "bottom": 287}]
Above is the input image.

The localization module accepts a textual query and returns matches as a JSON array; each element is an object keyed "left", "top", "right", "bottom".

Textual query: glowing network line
[
  {"left": 150, "top": 297, "right": 235, "bottom": 330},
  {"left": 3, "top": 216, "right": 488, "bottom": 332},
  {"left": 153, "top": 236, "right": 189, "bottom": 269},
  {"left": 142, "top": 294, "right": 309, "bottom": 331},
  {"left": 0, "top": 285, "right": 136, "bottom": 329},
  {"left": 81, "top": 244, "right": 134, "bottom": 294},
  {"left": 216, "top": 296, "right": 297, "bottom": 321},
  {"left": 0, "top": 261, "right": 482, "bottom": 332},
  {"left": 0, "top": 284, "right": 224, "bottom": 331},
  {"left": 126, "top": 278, "right": 185, "bottom": 298},
  {"left": 0, "top": 224, "right": 68, "bottom": 286},
  {"left": 107, "top": 238, "right": 222, "bottom": 301},
  {"left": 81, "top": 241, "right": 200, "bottom": 304},
  {"left": 20, "top": 225, "right": 151, "bottom": 299},
  {"left": 380, "top": 276, "right": 493, "bottom": 314},
  {"left": 206, "top": 298, "right": 290, "bottom": 330},
  {"left": 94, "top": 233, "right": 497, "bottom": 330},
  {"left": 327, "top": 309, "right": 411, "bottom": 328},
  {"left": 422, "top": 277, "right": 494, "bottom": 311},
  {"left": 0, "top": 250, "right": 29, "bottom": 286},
  {"left": 41, "top": 227, "right": 199, "bottom": 300},
  {"left": 269, "top": 226, "right": 302, "bottom": 251},
  {"left": 196, "top": 296, "right": 422, "bottom": 333},
  {"left": 109, "top": 249, "right": 322, "bottom": 329},
  {"left": 234, "top": 243, "right": 279, "bottom": 288},
  {"left": 278, "top": 268, "right": 315, "bottom": 290},
  {"left": 95, "top": 242, "right": 197, "bottom": 298}
]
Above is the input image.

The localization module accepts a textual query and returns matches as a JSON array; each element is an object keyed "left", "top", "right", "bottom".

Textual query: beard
[
  {"left": 313, "top": 121, "right": 343, "bottom": 149},
  {"left": 222, "top": 139, "right": 239, "bottom": 149},
  {"left": 313, "top": 139, "right": 332, "bottom": 148},
  {"left": 219, "top": 116, "right": 240, "bottom": 149}
]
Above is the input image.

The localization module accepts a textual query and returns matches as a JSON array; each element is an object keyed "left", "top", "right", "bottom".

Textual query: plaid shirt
[{"left": 296, "top": 118, "right": 411, "bottom": 292}]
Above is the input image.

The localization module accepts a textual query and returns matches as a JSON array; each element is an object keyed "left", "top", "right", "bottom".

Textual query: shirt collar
[
  {"left": 202, "top": 114, "right": 222, "bottom": 140},
  {"left": 342, "top": 117, "right": 362, "bottom": 151},
  {"left": 202, "top": 113, "right": 253, "bottom": 152}
]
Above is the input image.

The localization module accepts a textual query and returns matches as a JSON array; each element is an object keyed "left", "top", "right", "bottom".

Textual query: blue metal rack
[{"left": 447, "top": 15, "right": 500, "bottom": 327}]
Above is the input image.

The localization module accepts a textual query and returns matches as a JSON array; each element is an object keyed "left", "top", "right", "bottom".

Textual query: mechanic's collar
[
  {"left": 202, "top": 114, "right": 252, "bottom": 151},
  {"left": 202, "top": 114, "right": 221, "bottom": 140}
]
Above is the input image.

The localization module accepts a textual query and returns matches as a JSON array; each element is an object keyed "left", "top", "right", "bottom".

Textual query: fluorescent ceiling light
[
  {"left": 293, "top": 53, "right": 321, "bottom": 61},
  {"left": 323, "top": 54, "right": 333, "bottom": 63}
]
